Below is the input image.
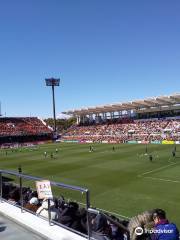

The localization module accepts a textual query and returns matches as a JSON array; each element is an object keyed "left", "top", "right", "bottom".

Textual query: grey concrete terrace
[{"left": 0, "top": 214, "right": 45, "bottom": 240}]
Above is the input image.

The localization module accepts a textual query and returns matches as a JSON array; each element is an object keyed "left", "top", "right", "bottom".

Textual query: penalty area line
[
  {"left": 144, "top": 176, "right": 180, "bottom": 184},
  {"left": 138, "top": 162, "right": 177, "bottom": 177}
]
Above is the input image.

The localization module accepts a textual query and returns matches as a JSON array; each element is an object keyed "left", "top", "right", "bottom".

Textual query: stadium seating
[
  {"left": 62, "top": 119, "right": 180, "bottom": 143},
  {"left": 0, "top": 117, "right": 52, "bottom": 137}
]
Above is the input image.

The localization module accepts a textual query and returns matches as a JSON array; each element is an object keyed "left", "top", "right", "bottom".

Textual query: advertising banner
[
  {"left": 128, "top": 141, "right": 137, "bottom": 144},
  {"left": 162, "top": 140, "right": 175, "bottom": 144},
  {"left": 151, "top": 140, "right": 161, "bottom": 144}
]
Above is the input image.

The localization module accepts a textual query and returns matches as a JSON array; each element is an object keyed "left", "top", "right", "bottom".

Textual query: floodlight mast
[
  {"left": 0, "top": 102, "right": 2, "bottom": 116},
  {"left": 45, "top": 78, "right": 60, "bottom": 139}
]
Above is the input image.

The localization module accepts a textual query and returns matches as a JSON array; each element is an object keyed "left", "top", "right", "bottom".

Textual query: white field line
[
  {"left": 144, "top": 176, "right": 180, "bottom": 183},
  {"left": 138, "top": 158, "right": 177, "bottom": 177},
  {"left": 138, "top": 157, "right": 180, "bottom": 183},
  {"left": 77, "top": 159, "right": 179, "bottom": 220},
  {"left": 138, "top": 162, "right": 177, "bottom": 177}
]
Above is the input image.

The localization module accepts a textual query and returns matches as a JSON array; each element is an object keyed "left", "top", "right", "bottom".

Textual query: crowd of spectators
[
  {"left": 62, "top": 119, "right": 180, "bottom": 143},
  {"left": 0, "top": 117, "right": 52, "bottom": 137},
  {"left": 2, "top": 182, "right": 179, "bottom": 240},
  {"left": 2, "top": 182, "right": 129, "bottom": 240}
]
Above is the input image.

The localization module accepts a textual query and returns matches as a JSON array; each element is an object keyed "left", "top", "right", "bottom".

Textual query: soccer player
[
  {"left": 112, "top": 146, "right": 115, "bottom": 151},
  {"left": 172, "top": 150, "right": 176, "bottom": 158},
  {"left": 44, "top": 151, "right": 47, "bottom": 158},
  {"left": 149, "top": 154, "right": 153, "bottom": 162},
  {"left": 55, "top": 148, "right": 58, "bottom": 154},
  {"left": 145, "top": 144, "right": 148, "bottom": 154}
]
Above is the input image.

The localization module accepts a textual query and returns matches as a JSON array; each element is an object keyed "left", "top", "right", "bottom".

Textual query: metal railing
[
  {"left": 0, "top": 169, "right": 91, "bottom": 239},
  {"left": 0, "top": 169, "right": 130, "bottom": 240}
]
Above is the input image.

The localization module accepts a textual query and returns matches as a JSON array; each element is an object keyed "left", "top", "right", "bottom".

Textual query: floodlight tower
[
  {"left": 0, "top": 102, "right": 2, "bottom": 116},
  {"left": 45, "top": 78, "right": 60, "bottom": 139}
]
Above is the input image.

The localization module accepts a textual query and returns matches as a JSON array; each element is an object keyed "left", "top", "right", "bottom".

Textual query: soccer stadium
[
  {"left": 0, "top": 93, "right": 180, "bottom": 240},
  {"left": 1, "top": 1, "right": 180, "bottom": 240}
]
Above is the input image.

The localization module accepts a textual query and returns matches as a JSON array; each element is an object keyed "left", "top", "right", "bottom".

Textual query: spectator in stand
[
  {"left": 109, "top": 215, "right": 125, "bottom": 240},
  {"left": 59, "top": 201, "right": 82, "bottom": 231},
  {"left": 91, "top": 213, "right": 111, "bottom": 240},
  {"left": 24, "top": 197, "right": 40, "bottom": 213},
  {"left": 7, "top": 188, "right": 20, "bottom": 206},
  {"left": 36, "top": 199, "right": 60, "bottom": 221},
  {"left": 152, "top": 209, "right": 179, "bottom": 240},
  {"left": 128, "top": 210, "right": 154, "bottom": 240}
]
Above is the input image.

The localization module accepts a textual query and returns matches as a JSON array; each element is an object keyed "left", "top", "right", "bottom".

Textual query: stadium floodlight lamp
[
  {"left": 45, "top": 78, "right": 60, "bottom": 140},
  {"left": 45, "top": 78, "right": 60, "bottom": 86}
]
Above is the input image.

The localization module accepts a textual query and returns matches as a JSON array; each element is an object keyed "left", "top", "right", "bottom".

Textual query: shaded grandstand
[{"left": 0, "top": 117, "right": 52, "bottom": 145}]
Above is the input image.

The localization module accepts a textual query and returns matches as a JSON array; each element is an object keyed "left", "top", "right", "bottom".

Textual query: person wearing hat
[
  {"left": 36, "top": 198, "right": 60, "bottom": 221},
  {"left": 152, "top": 209, "right": 179, "bottom": 240},
  {"left": 24, "top": 197, "right": 39, "bottom": 213}
]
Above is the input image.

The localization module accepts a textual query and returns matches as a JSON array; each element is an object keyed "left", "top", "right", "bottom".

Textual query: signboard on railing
[{"left": 36, "top": 180, "right": 53, "bottom": 199}]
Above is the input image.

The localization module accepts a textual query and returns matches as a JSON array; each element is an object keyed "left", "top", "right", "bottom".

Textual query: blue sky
[{"left": 0, "top": 0, "right": 180, "bottom": 118}]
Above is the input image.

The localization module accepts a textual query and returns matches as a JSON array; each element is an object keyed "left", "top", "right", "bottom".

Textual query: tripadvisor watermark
[
  {"left": 135, "top": 227, "right": 144, "bottom": 236},
  {"left": 135, "top": 226, "right": 173, "bottom": 236}
]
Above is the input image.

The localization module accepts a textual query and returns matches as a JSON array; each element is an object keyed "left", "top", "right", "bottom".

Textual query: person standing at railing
[
  {"left": 91, "top": 213, "right": 111, "bottom": 240},
  {"left": 7, "top": 188, "right": 20, "bottom": 206},
  {"left": 24, "top": 197, "right": 39, "bottom": 213},
  {"left": 36, "top": 199, "right": 60, "bottom": 221}
]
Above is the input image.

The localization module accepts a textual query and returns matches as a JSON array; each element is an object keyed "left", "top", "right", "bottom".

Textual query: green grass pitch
[{"left": 0, "top": 143, "right": 180, "bottom": 226}]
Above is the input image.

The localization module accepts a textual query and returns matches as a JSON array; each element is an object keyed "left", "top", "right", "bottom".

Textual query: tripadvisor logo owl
[
  {"left": 135, "top": 226, "right": 174, "bottom": 235},
  {"left": 135, "top": 227, "right": 144, "bottom": 236}
]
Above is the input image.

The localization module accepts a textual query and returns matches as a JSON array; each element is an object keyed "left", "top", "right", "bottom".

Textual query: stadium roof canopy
[{"left": 63, "top": 93, "right": 180, "bottom": 116}]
